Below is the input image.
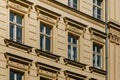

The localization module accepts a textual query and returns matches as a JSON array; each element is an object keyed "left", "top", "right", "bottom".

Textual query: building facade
[{"left": 0, "top": 0, "right": 120, "bottom": 80}]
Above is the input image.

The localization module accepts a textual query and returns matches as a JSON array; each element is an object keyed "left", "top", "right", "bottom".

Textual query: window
[
  {"left": 93, "top": 0, "right": 102, "bottom": 19},
  {"left": 40, "top": 23, "right": 52, "bottom": 52},
  {"left": 68, "top": 34, "right": 78, "bottom": 61},
  {"left": 10, "top": 69, "right": 24, "bottom": 80},
  {"left": 10, "top": 12, "right": 23, "bottom": 43},
  {"left": 93, "top": 43, "right": 102, "bottom": 68},
  {"left": 68, "top": 0, "right": 78, "bottom": 9}
]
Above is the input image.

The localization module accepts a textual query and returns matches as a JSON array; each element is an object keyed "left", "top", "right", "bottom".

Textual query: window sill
[
  {"left": 64, "top": 58, "right": 87, "bottom": 70},
  {"left": 4, "top": 39, "right": 32, "bottom": 53},
  {"left": 64, "top": 70, "right": 86, "bottom": 79},
  {"left": 89, "top": 66, "right": 106, "bottom": 75},
  {"left": 35, "top": 49, "right": 60, "bottom": 62}
]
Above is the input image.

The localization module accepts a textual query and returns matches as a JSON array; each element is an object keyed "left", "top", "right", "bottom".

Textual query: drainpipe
[{"left": 105, "top": 0, "right": 108, "bottom": 80}]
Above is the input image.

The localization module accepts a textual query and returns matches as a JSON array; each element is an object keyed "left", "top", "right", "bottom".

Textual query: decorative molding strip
[
  {"left": 4, "top": 39, "right": 32, "bottom": 53},
  {"left": 89, "top": 67, "right": 106, "bottom": 75},
  {"left": 35, "top": 49, "right": 60, "bottom": 62},
  {"left": 64, "top": 70, "right": 87, "bottom": 79},
  {"left": 4, "top": 52, "right": 33, "bottom": 73},
  {"left": 64, "top": 58, "right": 87, "bottom": 70}
]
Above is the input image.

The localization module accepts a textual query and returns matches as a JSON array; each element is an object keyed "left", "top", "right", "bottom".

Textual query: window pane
[
  {"left": 73, "top": 47, "right": 77, "bottom": 61},
  {"left": 16, "top": 15, "right": 22, "bottom": 25},
  {"left": 73, "top": 37, "right": 77, "bottom": 44},
  {"left": 93, "top": 54, "right": 95, "bottom": 66},
  {"left": 10, "top": 24, "right": 14, "bottom": 41},
  {"left": 97, "top": 46, "right": 101, "bottom": 53},
  {"left": 46, "top": 37, "right": 50, "bottom": 52},
  {"left": 93, "top": 5, "right": 96, "bottom": 17},
  {"left": 97, "top": 0, "right": 101, "bottom": 6},
  {"left": 40, "top": 24, "right": 44, "bottom": 33},
  {"left": 68, "top": 0, "right": 72, "bottom": 7},
  {"left": 97, "top": 7, "right": 101, "bottom": 19},
  {"left": 17, "top": 73, "right": 22, "bottom": 80},
  {"left": 40, "top": 35, "right": 44, "bottom": 50},
  {"left": 10, "top": 71, "right": 14, "bottom": 80},
  {"left": 73, "top": 0, "right": 77, "bottom": 9},
  {"left": 68, "top": 45, "right": 71, "bottom": 59},
  {"left": 16, "top": 26, "right": 22, "bottom": 43},
  {"left": 46, "top": 27, "right": 51, "bottom": 35},
  {"left": 93, "top": 0, "right": 95, "bottom": 3},
  {"left": 97, "top": 55, "right": 101, "bottom": 67},
  {"left": 10, "top": 12, "right": 14, "bottom": 22},
  {"left": 68, "top": 35, "right": 71, "bottom": 43}
]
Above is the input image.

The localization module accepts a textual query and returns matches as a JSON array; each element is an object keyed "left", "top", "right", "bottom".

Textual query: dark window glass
[
  {"left": 40, "top": 24, "right": 44, "bottom": 33},
  {"left": 16, "top": 15, "right": 22, "bottom": 25},
  {"left": 10, "top": 24, "right": 14, "bottom": 41},
  {"left": 16, "top": 26, "right": 22, "bottom": 43},
  {"left": 10, "top": 71, "right": 14, "bottom": 80},
  {"left": 40, "top": 35, "right": 44, "bottom": 50},
  {"left": 46, "top": 37, "right": 50, "bottom": 52},
  {"left": 10, "top": 13, "right": 14, "bottom": 22},
  {"left": 46, "top": 27, "right": 51, "bottom": 35}
]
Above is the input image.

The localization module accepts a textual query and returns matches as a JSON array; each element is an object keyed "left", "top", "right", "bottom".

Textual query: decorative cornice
[
  {"left": 35, "top": 49, "right": 60, "bottom": 62},
  {"left": 89, "top": 67, "right": 106, "bottom": 75},
  {"left": 64, "top": 70, "right": 87, "bottom": 79},
  {"left": 4, "top": 39, "right": 32, "bottom": 53},
  {"left": 89, "top": 27, "right": 106, "bottom": 39},
  {"left": 36, "top": 62, "right": 60, "bottom": 74},
  {"left": 4, "top": 52, "right": 33, "bottom": 73},
  {"left": 6, "top": 0, "right": 33, "bottom": 16},
  {"left": 64, "top": 58, "right": 87, "bottom": 70},
  {"left": 108, "top": 21, "right": 120, "bottom": 31},
  {"left": 109, "top": 33, "right": 120, "bottom": 45}
]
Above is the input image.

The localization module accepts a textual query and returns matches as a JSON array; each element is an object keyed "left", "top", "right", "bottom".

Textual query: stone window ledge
[
  {"left": 4, "top": 39, "right": 32, "bottom": 53},
  {"left": 35, "top": 49, "right": 60, "bottom": 62},
  {"left": 89, "top": 66, "right": 106, "bottom": 75},
  {"left": 64, "top": 58, "right": 87, "bottom": 70},
  {"left": 64, "top": 70, "right": 87, "bottom": 80}
]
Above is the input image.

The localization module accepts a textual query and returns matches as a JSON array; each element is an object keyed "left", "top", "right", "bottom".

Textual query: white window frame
[
  {"left": 93, "top": 0, "right": 102, "bottom": 20},
  {"left": 93, "top": 43, "right": 102, "bottom": 68},
  {"left": 40, "top": 23, "right": 52, "bottom": 52},
  {"left": 68, "top": 34, "right": 78, "bottom": 61},
  {"left": 9, "top": 12, "right": 23, "bottom": 43},
  {"left": 68, "top": 0, "right": 78, "bottom": 9}
]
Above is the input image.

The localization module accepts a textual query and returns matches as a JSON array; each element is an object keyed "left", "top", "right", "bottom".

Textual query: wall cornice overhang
[
  {"left": 35, "top": 49, "right": 60, "bottom": 62},
  {"left": 89, "top": 28, "right": 106, "bottom": 39},
  {"left": 108, "top": 21, "right": 120, "bottom": 31},
  {"left": 64, "top": 17, "right": 87, "bottom": 29},
  {"left": 64, "top": 58, "right": 87, "bottom": 70},
  {"left": 64, "top": 70, "right": 87, "bottom": 79},
  {"left": 4, "top": 39, "right": 33, "bottom": 53},
  {"left": 36, "top": 62, "right": 60, "bottom": 75},
  {"left": 39, "top": 0, "right": 105, "bottom": 27},
  {"left": 89, "top": 67, "right": 106, "bottom": 75}
]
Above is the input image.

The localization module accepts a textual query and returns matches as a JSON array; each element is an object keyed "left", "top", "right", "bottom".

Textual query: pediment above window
[
  {"left": 6, "top": 0, "right": 33, "bottom": 15},
  {"left": 89, "top": 27, "right": 106, "bottom": 43},
  {"left": 64, "top": 58, "right": 86, "bottom": 70},
  {"left": 64, "top": 70, "right": 87, "bottom": 80},
  {"left": 64, "top": 17, "right": 87, "bottom": 34},
  {"left": 4, "top": 52, "right": 32, "bottom": 71},
  {"left": 35, "top": 49, "right": 60, "bottom": 62},
  {"left": 108, "top": 21, "right": 120, "bottom": 45},
  {"left": 4, "top": 39, "right": 32, "bottom": 53},
  {"left": 35, "top": 5, "right": 61, "bottom": 25},
  {"left": 89, "top": 66, "right": 106, "bottom": 75},
  {"left": 36, "top": 62, "right": 60, "bottom": 78}
]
